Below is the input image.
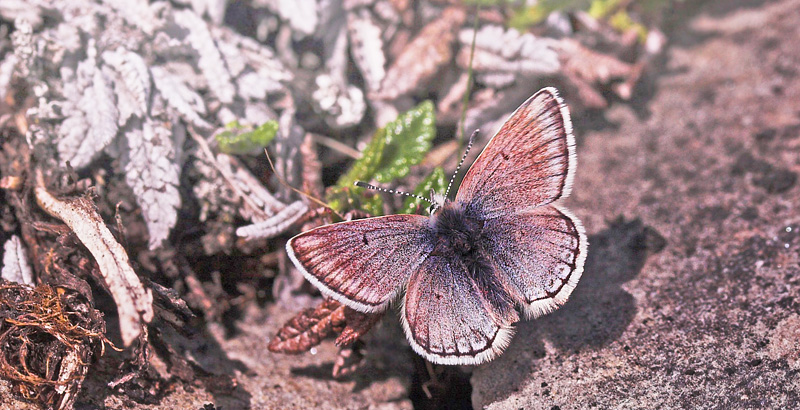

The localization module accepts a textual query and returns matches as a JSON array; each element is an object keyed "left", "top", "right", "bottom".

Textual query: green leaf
[
  {"left": 336, "top": 101, "right": 436, "bottom": 189},
  {"left": 216, "top": 120, "right": 279, "bottom": 154},
  {"left": 335, "top": 128, "right": 387, "bottom": 188},
  {"left": 372, "top": 100, "right": 436, "bottom": 183},
  {"left": 329, "top": 101, "right": 436, "bottom": 215},
  {"left": 399, "top": 167, "right": 447, "bottom": 215},
  {"left": 609, "top": 10, "right": 648, "bottom": 42},
  {"left": 587, "top": 0, "right": 623, "bottom": 19},
  {"left": 509, "top": 5, "right": 552, "bottom": 29},
  {"left": 325, "top": 186, "right": 384, "bottom": 216},
  {"left": 508, "top": 0, "right": 587, "bottom": 30}
]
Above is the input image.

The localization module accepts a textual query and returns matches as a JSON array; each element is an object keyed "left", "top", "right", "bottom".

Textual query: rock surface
[{"left": 472, "top": 1, "right": 800, "bottom": 408}]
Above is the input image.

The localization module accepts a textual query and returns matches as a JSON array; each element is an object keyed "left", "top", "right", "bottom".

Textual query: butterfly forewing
[
  {"left": 456, "top": 87, "right": 575, "bottom": 217},
  {"left": 402, "top": 255, "right": 518, "bottom": 365},
  {"left": 287, "top": 214, "right": 433, "bottom": 313}
]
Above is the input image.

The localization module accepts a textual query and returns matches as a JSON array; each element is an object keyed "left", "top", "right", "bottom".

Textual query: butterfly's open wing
[
  {"left": 457, "top": 87, "right": 587, "bottom": 319},
  {"left": 287, "top": 215, "right": 433, "bottom": 313},
  {"left": 402, "top": 255, "right": 520, "bottom": 365},
  {"left": 455, "top": 87, "right": 575, "bottom": 218},
  {"left": 483, "top": 204, "right": 587, "bottom": 318}
]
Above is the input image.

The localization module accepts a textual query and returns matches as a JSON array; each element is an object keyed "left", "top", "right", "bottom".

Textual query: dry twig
[{"left": 34, "top": 169, "right": 153, "bottom": 347}]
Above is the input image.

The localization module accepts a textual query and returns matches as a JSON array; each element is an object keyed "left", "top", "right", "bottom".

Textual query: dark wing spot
[
  {"left": 501, "top": 151, "right": 510, "bottom": 160},
  {"left": 362, "top": 233, "right": 369, "bottom": 245}
]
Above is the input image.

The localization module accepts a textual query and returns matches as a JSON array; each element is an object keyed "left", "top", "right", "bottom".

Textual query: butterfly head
[{"left": 427, "top": 189, "right": 447, "bottom": 215}]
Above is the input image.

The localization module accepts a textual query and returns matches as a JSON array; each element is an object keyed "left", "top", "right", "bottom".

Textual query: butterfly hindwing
[
  {"left": 456, "top": 87, "right": 574, "bottom": 217},
  {"left": 482, "top": 204, "right": 587, "bottom": 318},
  {"left": 402, "top": 254, "right": 519, "bottom": 365},
  {"left": 287, "top": 214, "right": 433, "bottom": 313}
]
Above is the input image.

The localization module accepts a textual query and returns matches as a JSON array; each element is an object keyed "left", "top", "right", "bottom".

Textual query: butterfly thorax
[
  {"left": 430, "top": 200, "right": 484, "bottom": 260},
  {"left": 430, "top": 200, "right": 516, "bottom": 318}
]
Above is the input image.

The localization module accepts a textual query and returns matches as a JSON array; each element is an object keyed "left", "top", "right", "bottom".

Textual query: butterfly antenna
[
  {"left": 354, "top": 181, "right": 434, "bottom": 205},
  {"left": 443, "top": 129, "right": 477, "bottom": 200}
]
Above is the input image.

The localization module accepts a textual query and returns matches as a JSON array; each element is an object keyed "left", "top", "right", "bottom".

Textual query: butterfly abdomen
[{"left": 428, "top": 202, "right": 518, "bottom": 319}]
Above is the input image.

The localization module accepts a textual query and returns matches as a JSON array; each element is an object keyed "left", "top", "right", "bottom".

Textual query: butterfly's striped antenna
[
  {"left": 443, "top": 129, "right": 478, "bottom": 200},
  {"left": 354, "top": 181, "right": 434, "bottom": 207}
]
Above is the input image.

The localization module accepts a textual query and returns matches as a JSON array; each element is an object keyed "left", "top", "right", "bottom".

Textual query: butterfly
[{"left": 286, "top": 88, "right": 587, "bottom": 365}]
